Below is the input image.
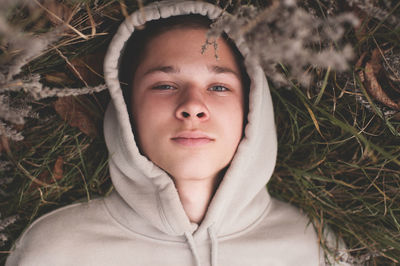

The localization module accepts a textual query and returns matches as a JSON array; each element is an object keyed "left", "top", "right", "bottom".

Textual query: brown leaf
[
  {"left": 54, "top": 96, "right": 97, "bottom": 137},
  {"left": 68, "top": 51, "right": 105, "bottom": 86},
  {"left": 28, "top": 157, "right": 63, "bottom": 190},
  {"left": 0, "top": 136, "right": 11, "bottom": 155},
  {"left": 369, "top": 49, "right": 382, "bottom": 74},
  {"left": 39, "top": 170, "right": 51, "bottom": 184},
  {"left": 43, "top": 0, "right": 73, "bottom": 26},
  {"left": 363, "top": 49, "right": 400, "bottom": 110},
  {"left": 53, "top": 156, "right": 63, "bottom": 180},
  {"left": 29, "top": 170, "right": 51, "bottom": 190},
  {"left": 355, "top": 51, "right": 367, "bottom": 70}
]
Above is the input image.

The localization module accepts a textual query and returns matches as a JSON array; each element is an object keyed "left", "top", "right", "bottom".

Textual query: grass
[
  {"left": 269, "top": 74, "right": 400, "bottom": 264},
  {"left": 1, "top": 0, "right": 400, "bottom": 265},
  {"left": 0, "top": 93, "right": 112, "bottom": 264}
]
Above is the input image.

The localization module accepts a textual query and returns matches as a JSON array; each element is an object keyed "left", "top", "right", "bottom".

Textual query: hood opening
[{"left": 118, "top": 14, "right": 250, "bottom": 143}]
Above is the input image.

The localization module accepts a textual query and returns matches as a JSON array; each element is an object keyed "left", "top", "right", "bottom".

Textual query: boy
[{"left": 7, "top": 1, "right": 336, "bottom": 265}]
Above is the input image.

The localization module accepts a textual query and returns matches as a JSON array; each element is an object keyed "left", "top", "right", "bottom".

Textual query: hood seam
[
  {"left": 103, "top": 197, "right": 188, "bottom": 243},
  {"left": 217, "top": 196, "right": 272, "bottom": 240},
  {"left": 156, "top": 187, "right": 178, "bottom": 234}
]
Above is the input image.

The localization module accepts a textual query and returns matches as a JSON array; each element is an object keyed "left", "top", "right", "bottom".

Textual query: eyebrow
[
  {"left": 143, "top": 66, "right": 179, "bottom": 76},
  {"left": 208, "top": 65, "right": 241, "bottom": 79},
  {"left": 143, "top": 65, "right": 241, "bottom": 79}
]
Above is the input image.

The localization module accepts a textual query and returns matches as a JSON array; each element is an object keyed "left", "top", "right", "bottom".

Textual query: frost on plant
[
  {"left": 207, "top": 0, "right": 359, "bottom": 87},
  {"left": 0, "top": 0, "right": 106, "bottom": 142},
  {"left": 0, "top": 0, "right": 61, "bottom": 141},
  {"left": 348, "top": 0, "right": 400, "bottom": 27},
  {"left": 0, "top": 215, "right": 19, "bottom": 247}
]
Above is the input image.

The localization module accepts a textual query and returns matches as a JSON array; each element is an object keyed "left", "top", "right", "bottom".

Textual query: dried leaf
[
  {"left": 38, "top": 170, "right": 51, "bottom": 184},
  {"left": 304, "top": 102, "right": 324, "bottom": 138},
  {"left": 28, "top": 169, "right": 51, "bottom": 190},
  {"left": 68, "top": 52, "right": 105, "bottom": 86},
  {"left": 0, "top": 136, "right": 11, "bottom": 155},
  {"left": 364, "top": 49, "right": 400, "bottom": 110},
  {"left": 52, "top": 156, "right": 63, "bottom": 180},
  {"left": 54, "top": 96, "right": 97, "bottom": 137},
  {"left": 355, "top": 51, "right": 367, "bottom": 70},
  {"left": 369, "top": 49, "right": 382, "bottom": 74}
]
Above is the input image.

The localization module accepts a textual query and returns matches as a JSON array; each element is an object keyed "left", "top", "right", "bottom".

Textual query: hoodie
[{"left": 7, "top": 1, "right": 332, "bottom": 265}]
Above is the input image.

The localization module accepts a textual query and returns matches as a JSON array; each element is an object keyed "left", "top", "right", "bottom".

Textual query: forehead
[{"left": 139, "top": 27, "right": 241, "bottom": 73}]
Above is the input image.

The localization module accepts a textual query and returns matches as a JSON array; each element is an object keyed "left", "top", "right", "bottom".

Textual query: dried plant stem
[{"left": 32, "top": 0, "right": 88, "bottom": 40}]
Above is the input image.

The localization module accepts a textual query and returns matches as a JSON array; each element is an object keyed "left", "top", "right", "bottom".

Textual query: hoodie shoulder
[
  {"left": 254, "top": 198, "right": 322, "bottom": 265},
  {"left": 260, "top": 198, "right": 319, "bottom": 245},
  {"left": 254, "top": 198, "right": 349, "bottom": 266},
  {"left": 6, "top": 198, "right": 113, "bottom": 266}
]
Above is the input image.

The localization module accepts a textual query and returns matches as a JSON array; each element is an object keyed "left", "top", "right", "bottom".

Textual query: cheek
[
  {"left": 131, "top": 95, "right": 172, "bottom": 142},
  {"left": 143, "top": 96, "right": 173, "bottom": 119},
  {"left": 213, "top": 98, "right": 244, "bottom": 140}
]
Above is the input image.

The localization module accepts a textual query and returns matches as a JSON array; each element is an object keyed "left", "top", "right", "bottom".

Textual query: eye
[
  {"left": 153, "top": 84, "right": 176, "bottom": 90},
  {"left": 208, "top": 85, "right": 229, "bottom": 92}
]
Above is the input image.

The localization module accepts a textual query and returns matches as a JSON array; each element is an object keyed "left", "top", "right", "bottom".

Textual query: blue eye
[
  {"left": 209, "top": 85, "right": 229, "bottom": 92},
  {"left": 153, "top": 84, "right": 175, "bottom": 90}
]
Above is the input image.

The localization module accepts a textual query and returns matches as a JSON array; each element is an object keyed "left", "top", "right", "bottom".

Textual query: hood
[{"left": 103, "top": 0, "right": 277, "bottom": 241}]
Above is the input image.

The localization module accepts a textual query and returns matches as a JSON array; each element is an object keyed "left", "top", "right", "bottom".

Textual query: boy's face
[{"left": 131, "top": 28, "right": 245, "bottom": 182}]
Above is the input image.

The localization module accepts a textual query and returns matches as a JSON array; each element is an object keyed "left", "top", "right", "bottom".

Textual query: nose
[{"left": 175, "top": 88, "right": 209, "bottom": 122}]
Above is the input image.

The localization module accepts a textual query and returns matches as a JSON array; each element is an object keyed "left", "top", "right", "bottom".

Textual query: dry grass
[{"left": 0, "top": 0, "right": 399, "bottom": 265}]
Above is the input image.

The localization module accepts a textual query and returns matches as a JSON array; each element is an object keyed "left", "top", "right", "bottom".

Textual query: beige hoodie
[{"left": 6, "top": 1, "right": 339, "bottom": 265}]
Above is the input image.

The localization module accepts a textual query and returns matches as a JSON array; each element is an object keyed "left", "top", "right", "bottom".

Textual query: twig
[
  {"left": 86, "top": 3, "right": 96, "bottom": 37},
  {"left": 33, "top": 0, "right": 89, "bottom": 40},
  {"left": 55, "top": 48, "right": 89, "bottom": 88}
]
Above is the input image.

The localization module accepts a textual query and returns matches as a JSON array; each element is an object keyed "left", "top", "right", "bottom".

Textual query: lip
[{"left": 171, "top": 131, "right": 214, "bottom": 147}]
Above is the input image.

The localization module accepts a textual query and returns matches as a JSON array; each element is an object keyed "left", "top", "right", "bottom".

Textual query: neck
[{"left": 174, "top": 175, "right": 221, "bottom": 224}]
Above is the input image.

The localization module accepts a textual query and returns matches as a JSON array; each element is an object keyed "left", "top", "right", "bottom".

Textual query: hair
[{"left": 119, "top": 14, "right": 250, "bottom": 124}]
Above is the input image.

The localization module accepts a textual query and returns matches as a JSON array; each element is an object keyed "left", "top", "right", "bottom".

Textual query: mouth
[{"left": 171, "top": 131, "right": 214, "bottom": 147}]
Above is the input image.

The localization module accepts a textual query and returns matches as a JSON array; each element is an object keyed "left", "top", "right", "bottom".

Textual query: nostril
[
  {"left": 197, "top": 112, "right": 205, "bottom": 118},
  {"left": 178, "top": 111, "right": 208, "bottom": 119}
]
